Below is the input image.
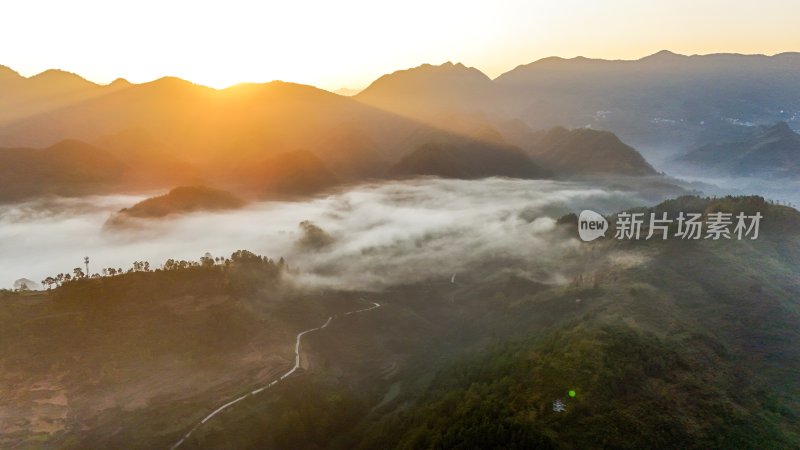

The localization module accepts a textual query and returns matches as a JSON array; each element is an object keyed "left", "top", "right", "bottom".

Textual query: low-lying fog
[{"left": 0, "top": 178, "right": 652, "bottom": 290}]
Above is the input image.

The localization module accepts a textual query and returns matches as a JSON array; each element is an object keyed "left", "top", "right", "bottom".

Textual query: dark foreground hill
[
  {"left": 2, "top": 196, "right": 798, "bottom": 449},
  {"left": 0, "top": 252, "right": 371, "bottom": 449},
  {"left": 343, "top": 196, "right": 800, "bottom": 450},
  {"left": 181, "top": 196, "right": 800, "bottom": 450}
]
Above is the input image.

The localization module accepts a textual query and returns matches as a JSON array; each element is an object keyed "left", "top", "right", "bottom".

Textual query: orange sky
[{"left": 1, "top": 0, "right": 798, "bottom": 90}]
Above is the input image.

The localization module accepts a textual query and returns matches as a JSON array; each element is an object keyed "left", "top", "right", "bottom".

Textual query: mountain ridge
[
  {"left": 0, "top": 139, "right": 130, "bottom": 201},
  {"left": 677, "top": 121, "right": 800, "bottom": 176},
  {"left": 5, "top": 50, "right": 799, "bottom": 89},
  {"left": 529, "top": 126, "right": 658, "bottom": 176}
]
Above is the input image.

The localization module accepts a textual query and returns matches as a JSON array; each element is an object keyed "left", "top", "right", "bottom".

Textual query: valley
[{"left": 2, "top": 42, "right": 800, "bottom": 450}]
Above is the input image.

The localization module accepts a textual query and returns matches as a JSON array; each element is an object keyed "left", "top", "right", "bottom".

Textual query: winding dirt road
[{"left": 170, "top": 301, "right": 381, "bottom": 449}]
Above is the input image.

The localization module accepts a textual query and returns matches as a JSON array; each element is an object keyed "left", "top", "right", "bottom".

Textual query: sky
[{"left": 1, "top": 0, "right": 798, "bottom": 90}]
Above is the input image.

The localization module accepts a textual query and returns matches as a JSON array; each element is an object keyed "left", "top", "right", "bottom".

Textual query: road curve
[{"left": 170, "top": 301, "right": 381, "bottom": 449}]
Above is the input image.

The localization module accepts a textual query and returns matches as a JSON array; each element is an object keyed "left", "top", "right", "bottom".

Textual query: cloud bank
[{"left": 0, "top": 178, "right": 648, "bottom": 290}]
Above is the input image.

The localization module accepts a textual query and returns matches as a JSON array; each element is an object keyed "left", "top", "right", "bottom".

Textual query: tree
[
  {"left": 44, "top": 276, "right": 56, "bottom": 290},
  {"left": 200, "top": 253, "right": 215, "bottom": 267},
  {"left": 73, "top": 267, "right": 85, "bottom": 279},
  {"left": 231, "top": 250, "right": 260, "bottom": 264}
]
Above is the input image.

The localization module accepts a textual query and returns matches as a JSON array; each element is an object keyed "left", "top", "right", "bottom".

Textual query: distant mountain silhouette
[
  {"left": 110, "top": 186, "right": 244, "bottom": 223},
  {"left": 529, "top": 127, "right": 658, "bottom": 176},
  {"left": 233, "top": 149, "right": 340, "bottom": 197},
  {"left": 94, "top": 128, "right": 205, "bottom": 187},
  {"left": 0, "top": 140, "right": 128, "bottom": 201},
  {"left": 333, "top": 87, "right": 362, "bottom": 96},
  {"left": 494, "top": 52, "right": 800, "bottom": 151},
  {"left": 0, "top": 67, "right": 128, "bottom": 124},
  {"left": 394, "top": 140, "right": 549, "bottom": 179},
  {"left": 677, "top": 122, "right": 800, "bottom": 176},
  {"left": 357, "top": 62, "right": 497, "bottom": 119},
  {"left": 3, "top": 52, "right": 796, "bottom": 200},
  {"left": 312, "top": 128, "right": 390, "bottom": 180},
  {"left": 0, "top": 71, "right": 561, "bottom": 200},
  {"left": 354, "top": 52, "right": 800, "bottom": 156}
]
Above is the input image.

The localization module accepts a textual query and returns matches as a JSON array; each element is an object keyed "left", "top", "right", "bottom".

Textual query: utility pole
[{"left": 84, "top": 256, "right": 90, "bottom": 277}]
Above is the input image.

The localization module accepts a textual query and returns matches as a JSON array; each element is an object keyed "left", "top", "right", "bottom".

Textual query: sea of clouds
[{"left": 0, "top": 178, "right": 650, "bottom": 290}]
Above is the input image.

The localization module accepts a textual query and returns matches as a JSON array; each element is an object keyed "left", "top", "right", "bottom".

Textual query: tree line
[{"left": 40, "top": 250, "right": 288, "bottom": 290}]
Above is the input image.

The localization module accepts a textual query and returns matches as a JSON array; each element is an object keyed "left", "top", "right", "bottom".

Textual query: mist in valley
[{"left": 0, "top": 178, "right": 650, "bottom": 291}]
